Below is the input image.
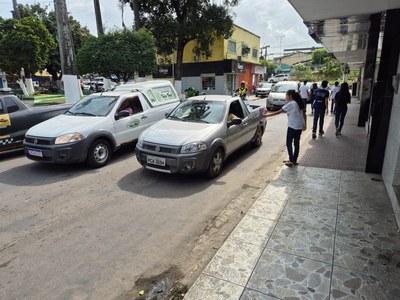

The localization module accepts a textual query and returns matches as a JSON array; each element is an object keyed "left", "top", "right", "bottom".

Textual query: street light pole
[{"left": 261, "top": 45, "right": 270, "bottom": 81}]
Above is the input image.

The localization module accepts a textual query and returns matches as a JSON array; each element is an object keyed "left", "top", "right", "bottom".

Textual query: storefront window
[
  {"left": 228, "top": 40, "right": 236, "bottom": 54},
  {"left": 252, "top": 48, "right": 258, "bottom": 59},
  {"left": 202, "top": 76, "right": 216, "bottom": 90}
]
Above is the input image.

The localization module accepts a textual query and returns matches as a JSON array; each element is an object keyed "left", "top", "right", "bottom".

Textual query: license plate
[
  {"left": 28, "top": 148, "right": 43, "bottom": 157},
  {"left": 147, "top": 155, "right": 165, "bottom": 166}
]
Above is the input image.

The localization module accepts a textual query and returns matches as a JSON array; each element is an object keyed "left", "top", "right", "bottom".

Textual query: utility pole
[
  {"left": 54, "top": 0, "right": 80, "bottom": 103},
  {"left": 93, "top": 0, "right": 104, "bottom": 36},
  {"left": 12, "top": 0, "right": 21, "bottom": 19}
]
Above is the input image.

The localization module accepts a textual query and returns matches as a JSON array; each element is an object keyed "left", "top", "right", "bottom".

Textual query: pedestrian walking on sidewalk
[
  {"left": 309, "top": 82, "right": 318, "bottom": 115},
  {"left": 300, "top": 80, "right": 309, "bottom": 114},
  {"left": 334, "top": 82, "right": 351, "bottom": 136},
  {"left": 311, "top": 80, "right": 329, "bottom": 139},
  {"left": 263, "top": 90, "right": 307, "bottom": 167},
  {"left": 330, "top": 81, "right": 340, "bottom": 113}
]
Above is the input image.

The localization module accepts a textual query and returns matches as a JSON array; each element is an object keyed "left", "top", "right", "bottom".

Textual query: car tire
[
  {"left": 206, "top": 148, "right": 224, "bottom": 178},
  {"left": 86, "top": 139, "right": 111, "bottom": 168},
  {"left": 251, "top": 126, "right": 264, "bottom": 148}
]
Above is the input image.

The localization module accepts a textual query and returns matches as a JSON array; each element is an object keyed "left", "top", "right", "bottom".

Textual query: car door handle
[
  {"left": 243, "top": 122, "right": 248, "bottom": 126},
  {"left": 141, "top": 115, "right": 148, "bottom": 119}
]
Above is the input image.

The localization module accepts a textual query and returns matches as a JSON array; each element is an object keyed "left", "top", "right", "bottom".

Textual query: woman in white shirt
[{"left": 263, "top": 90, "right": 307, "bottom": 167}]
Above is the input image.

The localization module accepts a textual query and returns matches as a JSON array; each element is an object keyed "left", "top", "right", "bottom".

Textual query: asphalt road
[{"left": 0, "top": 99, "right": 289, "bottom": 300}]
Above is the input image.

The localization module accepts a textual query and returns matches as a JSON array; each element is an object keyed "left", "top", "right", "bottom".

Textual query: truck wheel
[
  {"left": 251, "top": 126, "right": 264, "bottom": 148},
  {"left": 206, "top": 148, "right": 224, "bottom": 178},
  {"left": 86, "top": 139, "right": 111, "bottom": 168}
]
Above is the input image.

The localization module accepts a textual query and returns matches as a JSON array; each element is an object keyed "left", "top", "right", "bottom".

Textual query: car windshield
[
  {"left": 66, "top": 95, "right": 118, "bottom": 116},
  {"left": 167, "top": 100, "right": 225, "bottom": 124},
  {"left": 259, "top": 82, "right": 272, "bottom": 88},
  {"left": 271, "top": 83, "right": 298, "bottom": 93}
]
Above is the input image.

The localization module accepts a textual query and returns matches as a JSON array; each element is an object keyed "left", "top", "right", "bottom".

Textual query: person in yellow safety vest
[{"left": 236, "top": 81, "right": 248, "bottom": 99}]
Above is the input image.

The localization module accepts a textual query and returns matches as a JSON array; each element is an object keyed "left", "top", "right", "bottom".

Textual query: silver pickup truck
[{"left": 135, "top": 95, "right": 267, "bottom": 177}]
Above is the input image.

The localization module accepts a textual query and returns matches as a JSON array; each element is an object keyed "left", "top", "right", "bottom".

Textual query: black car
[{"left": 0, "top": 88, "right": 72, "bottom": 152}]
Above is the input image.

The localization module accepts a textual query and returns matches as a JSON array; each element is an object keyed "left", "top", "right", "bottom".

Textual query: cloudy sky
[{"left": 0, "top": 0, "right": 320, "bottom": 58}]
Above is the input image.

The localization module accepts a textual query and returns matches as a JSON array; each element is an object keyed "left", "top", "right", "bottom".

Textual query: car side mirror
[
  {"left": 115, "top": 110, "right": 129, "bottom": 120},
  {"left": 228, "top": 118, "right": 242, "bottom": 126}
]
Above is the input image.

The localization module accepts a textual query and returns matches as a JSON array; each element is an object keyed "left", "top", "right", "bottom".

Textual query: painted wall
[
  {"left": 182, "top": 24, "right": 261, "bottom": 65},
  {"left": 382, "top": 56, "right": 400, "bottom": 227},
  {"left": 182, "top": 75, "right": 225, "bottom": 95}
]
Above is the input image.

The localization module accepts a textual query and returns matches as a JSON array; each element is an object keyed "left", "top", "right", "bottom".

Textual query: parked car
[
  {"left": 24, "top": 80, "right": 180, "bottom": 167},
  {"left": 135, "top": 95, "right": 267, "bottom": 178},
  {"left": 266, "top": 81, "right": 299, "bottom": 110},
  {"left": 0, "top": 88, "right": 71, "bottom": 152},
  {"left": 268, "top": 74, "right": 290, "bottom": 83},
  {"left": 256, "top": 82, "right": 273, "bottom": 97}
]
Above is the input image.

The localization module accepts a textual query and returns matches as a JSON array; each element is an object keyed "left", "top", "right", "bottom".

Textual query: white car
[
  {"left": 255, "top": 82, "right": 273, "bottom": 98},
  {"left": 268, "top": 74, "right": 290, "bottom": 83},
  {"left": 266, "top": 81, "right": 299, "bottom": 110},
  {"left": 24, "top": 80, "right": 180, "bottom": 168}
]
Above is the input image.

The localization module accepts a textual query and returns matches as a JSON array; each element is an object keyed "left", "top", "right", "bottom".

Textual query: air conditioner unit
[{"left": 237, "top": 56, "right": 241, "bottom": 61}]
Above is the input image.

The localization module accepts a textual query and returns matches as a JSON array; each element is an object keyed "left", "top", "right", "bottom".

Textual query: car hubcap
[
  {"left": 256, "top": 128, "right": 262, "bottom": 143},
  {"left": 94, "top": 144, "right": 108, "bottom": 163},
  {"left": 212, "top": 152, "right": 222, "bottom": 173}
]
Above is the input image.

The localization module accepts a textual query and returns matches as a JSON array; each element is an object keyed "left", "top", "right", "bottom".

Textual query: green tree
[
  {"left": 318, "top": 57, "right": 340, "bottom": 80},
  {"left": 0, "top": 17, "right": 56, "bottom": 77},
  {"left": 122, "top": 0, "right": 238, "bottom": 83},
  {"left": 77, "top": 29, "right": 157, "bottom": 81},
  {"left": 18, "top": 3, "right": 92, "bottom": 79},
  {"left": 311, "top": 48, "right": 333, "bottom": 65},
  {"left": 260, "top": 59, "right": 277, "bottom": 79},
  {"left": 291, "top": 63, "right": 312, "bottom": 81}
]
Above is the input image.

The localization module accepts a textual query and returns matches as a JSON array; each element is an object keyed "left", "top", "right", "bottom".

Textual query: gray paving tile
[
  {"left": 267, "top": 222, "right": 335, "bottom": 263},
  {"left": 203, "top": 238, "right": 264, "bottom": 286},
  {"left": 339, "top": 190, "right": 393, "bottom": 214},
  {"left": 340, "top": 171, "right": 381, "bottom": 183},
  {"left": 240, "top": 288, "right": 280, "bottom": 300},
  {"left": 280, "top": 203, "right": 337, "bottom": 231},
  {"left": 247, "top": 194, "right": 288, "bottom": 221},
  {"left": 183, "top": 274, "right": 244, "bottom": 300},
  {"left": 247, "top": 249, "right": 331, "bottom": 300},
  {"left": 331, "top": 265, "right": 400, "bottom": 299},
  {"left": 337, "top": 209, "right": 400, "bottom": 242},
  {"left": 334, "top": 235, "right": 400, "bottom": 276},
  {"left": 289, "top": 188, "right": 339, "bottom": 209},
  {"left": 272, "top": 165, "right": 305, "bottom": 182},
  {"left": 262, "top": 180, "right": 296, "bottom": 198},
  {"left": 302, "top": 167, "right": 341, "bottom": 180},
  {"left": 228, "top": 214, "right": 276, "bottom": 247},
  {"left": 297, "top": 169, "right": 340, "bottom": 192}
]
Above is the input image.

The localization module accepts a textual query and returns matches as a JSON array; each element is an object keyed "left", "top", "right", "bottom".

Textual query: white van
[
  {"left": 24, "top": 80, "right": 180, "bottom": 167},
  {"left": 268, "top": 74, "right": 290, "bottom": 83}
]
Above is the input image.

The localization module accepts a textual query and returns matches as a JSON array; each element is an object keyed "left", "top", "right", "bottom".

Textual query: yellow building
[{"left": 155, "top": 24, "right": 263, "bottom": 95}]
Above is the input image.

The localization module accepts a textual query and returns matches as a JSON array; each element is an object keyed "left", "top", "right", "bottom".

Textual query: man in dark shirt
[{"left": 312, "top": 80, "right": 329, "bottom": 139}]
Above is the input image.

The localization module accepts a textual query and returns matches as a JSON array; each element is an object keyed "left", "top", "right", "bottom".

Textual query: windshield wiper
[
  {"left": 75, "top": 112, "right": 97, "bottom": 116},
  {"left": 168, "top": 115, "right": 185, "bottom": 121},
  {"left": 65, "top": 110, "right": 75, "bottom": 115}
]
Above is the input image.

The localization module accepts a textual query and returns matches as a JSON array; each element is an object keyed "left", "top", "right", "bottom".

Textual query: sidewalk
[{"left": 184, "top": 101, "right": 400, "bottom": 299}]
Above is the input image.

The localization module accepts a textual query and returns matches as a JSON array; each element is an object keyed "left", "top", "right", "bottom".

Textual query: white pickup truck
[{"left": 24, "top": 80, "right": 180, "bottom": 167}]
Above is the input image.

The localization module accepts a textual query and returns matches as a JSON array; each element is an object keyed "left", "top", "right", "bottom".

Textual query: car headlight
[
  {"left": 55, "top": 133, "right": 84, "bottom": 144},
  {"left": 137, "top": 135, "right": 144, "bottom": 148},
  {"left": 181, "top": 141, "right": 207, "bottom": 153}
]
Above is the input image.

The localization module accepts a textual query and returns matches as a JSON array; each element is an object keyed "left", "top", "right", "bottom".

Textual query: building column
[{"left": 357, "top": 13, "right": 381, "bottom": 127}]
